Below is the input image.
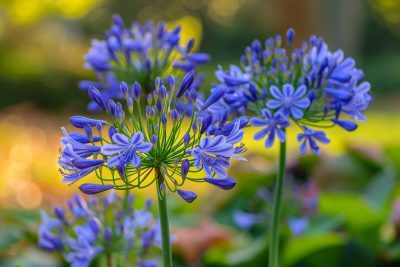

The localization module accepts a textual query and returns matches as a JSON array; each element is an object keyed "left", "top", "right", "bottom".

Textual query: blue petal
[{"left": 270, "top": 85, "right": 283, "bottom": 99}]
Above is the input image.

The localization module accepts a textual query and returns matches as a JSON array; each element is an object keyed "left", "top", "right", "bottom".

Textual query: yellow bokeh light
[
  {"left": 8, "top": 0, "right": 46, "bottom": 25},
  {"left": 16, "top": 181, "right": 42, "bottom": 209},
  {"left": 55, "top": 0, "right": 101, "bottom": 19}
]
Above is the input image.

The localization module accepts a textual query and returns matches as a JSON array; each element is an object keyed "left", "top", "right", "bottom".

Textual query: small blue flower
[
  {"left": 267, "top": 84, "right": 310, "bottom": 119},
  {"left": 188, "top": 136, "right": 235, "bottom": 178},
  {"left": 288, "top": 217, "right": 309, "bottom": 235},
  {"left": 297, "top": 126, "right": 330, "bottom": 155},
  {"left": 250, "top": 109, "right": 289, "bottom": 147},
  {"left": 233, "top": 211, "right": 260, "bottom": 230},
  {"left": 59, "top": 144, "right": 104, "bottom": 184},
  {"left": 101, "top": 132, "right": 152, "bottom": 167},
  {"left": 65, "top": 236, "right": 103, "bottom": 267}
]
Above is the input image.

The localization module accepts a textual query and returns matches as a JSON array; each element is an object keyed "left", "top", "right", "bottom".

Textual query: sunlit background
[{"left": 1, "top": 0, "right": 400, "bottom": 266}]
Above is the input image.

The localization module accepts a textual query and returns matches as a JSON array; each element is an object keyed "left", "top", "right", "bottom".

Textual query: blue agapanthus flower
[
  {"left": 38, "top": 192, "right": 160, "bottom": 267},
  {"left": 58, "top": 71, "right": 247, "bottom": 202},
  {"left": 80, "top": 15, "right": 210, "bottom": 112},
  {"left": 234, "top": 180, "right": 319, "bottom": 236},
  {"left": 214, "top": 29, "right": 372, "bottom": 154}
]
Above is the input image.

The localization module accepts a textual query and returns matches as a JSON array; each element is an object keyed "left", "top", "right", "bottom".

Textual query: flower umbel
[
  {"left": 59, "top": 71, "right": 247, "bottom": 202},
  {"left": 38, "top": 192, "right": 160, "bottom": 267},
  {"left": 215, "top": 29, "right": 372, "bottom": 153},
  {"left": 80, "top": 15, "right": 210, "bottom": 111}
]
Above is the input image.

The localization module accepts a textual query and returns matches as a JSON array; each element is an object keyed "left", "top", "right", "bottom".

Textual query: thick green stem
[
  {"left": 156, "top": 169, "right": 173, "bottom": 267},
  {"left": 269, "top": 138, "right": 287, "bottom": 267}
]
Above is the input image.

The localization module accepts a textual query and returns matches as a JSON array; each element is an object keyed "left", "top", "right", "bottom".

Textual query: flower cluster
[
  {"left": 234, "top": 180, "right": 319, "bottom": 235},
  {"left": 38, "top": 192, "right": 160, "bottom": 267},
  {"left": 214, "top": 29, "right": 372, "bottom": 154},
  {"left": 59, "top": 71, "right": 247, "bottom": 202},
  {"left": 80, "top": 15, "right": 210, "bottom": 112}
]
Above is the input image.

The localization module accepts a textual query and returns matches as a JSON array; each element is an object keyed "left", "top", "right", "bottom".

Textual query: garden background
[{"left": 1, "top": 0, "right": 400, "bottom": 266}]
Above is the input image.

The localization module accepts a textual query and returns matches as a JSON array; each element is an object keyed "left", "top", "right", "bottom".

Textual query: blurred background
[{"left": 1, "top": 0, "right": 400, "bottom": 266}]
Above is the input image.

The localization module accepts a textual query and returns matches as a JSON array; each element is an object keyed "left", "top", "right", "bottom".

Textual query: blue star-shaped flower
[
  {"left": 297, "top": 126, "right": 330, "bottom": 155},
  {"left": 267, "top": 84, "right": 311, "bottom": 119},
  {"left": 101, "top": 132, "right": 152, "bottom": 168},
  {"left": 250, "top": 109, "right": 289, "bottom": 148}
]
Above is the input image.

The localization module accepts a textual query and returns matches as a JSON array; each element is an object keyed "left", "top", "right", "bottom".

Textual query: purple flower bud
[
  {"left": 151, "top": 134, "right": 157, "bottom": 145},
  {"left": 220, "top": 117, "right": 249, "bottom": 136},
  {"left": 177, "top": 189, "right": 197, "bottom": 203},
  {"left": 173, "top": 61, "right": 196, "bottom": 72},
  {"left": 70, "top": 116, "right": 107, "bottom": 129},
  {"left": 147, "top": 93, "right": 153, "bottom": 104},
  {"left": 166, "top": 75, "right": 175, "bottom": 89},
  {"left": 54, "top": 207, "right": 65, "bottom": 221},
  {"left": 251, "top": 39, "right": 262, "bottom": 53},
  {"left": 204, "top": 177, "right": 237, "bottom": 190},
  {"left": 171, "top": 109, "right": 179, "bottom": 123},
  {"left": 88, "top": 87, "right": 106, "bottom": 110},
  {"left": 133, "top": 81, "right": 141, "bottom": 99},
  {"left": 106, "top": 99, "right": 117, "bottom": 117},
  {"left": 156, "top": 99, "right": 162, "bottom": 112},
  {"left": 89, "top": 218, "right": 101, "bottom": 235},
  {"left": 79, "top": 183, "right": 114, "bottom": 195},
  {"left": 176, "top": 70, "right": 195, "bottom": 98},
  {"left": 159, "top": 85, "right": 167, "bottom": 98},
  {"left": 286, "top": 28, "right": 295, "bottom": 44},
  {"left": 188, "top": 88, "right": 197, "bottom": 102},
  {"left": 275, "top": 34, "right": 282, "bottom": 47},
  {"left": 192, "top": 123, "right": 198, "bottom": 133},
  {"left": 120, "top": 82, "right": 129, "bottom": 99},
  {"left": 155, "top": 77, "right": 162, "bottom": 89},
  {"left": 127, "top": 97, "right": 133, "bottom": 113},
  {"left": 331, "top": 119, "right": 358, "bottom": 131},
  {"left": 108, "top": 126, "right": 117, "bottom": 139},
  {"left": 200, "top": 113, "right": 212, "bottom": 134},
  {"left": 186, "top": 39, "right": 195, "bottom": 53},
  {"left": 201, "top": 85, "right": 226, "bottom": 110},
  {"left": 161, "top": 114, "right": 167, "bottom": 125},
  {"left": 104, "top": 227, "right": 112, "bottom": 244},
  {"left": 183, "top": 133, "right": 190, "bottom": 146},
  {"left": 181, "top": 159, "right": 190, "bottom": 180},
  {"left": 146, "top": 106, "right": 155, "bottom": 118}
]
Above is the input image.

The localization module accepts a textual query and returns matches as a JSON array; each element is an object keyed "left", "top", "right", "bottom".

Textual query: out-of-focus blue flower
[
  {"left": 250, "top": 109, "right": 289, "bottom": 147},
  {"left": 215, "top": 28, "right": 372, "bottom": 154},
  {"left": 59, "top": 72, "right": 246, "bottom": 201},
  {"left": 288, "top": 217, "right": 309, "bottom": 235},
  {"left": 38, "top": 192, "right": 160, "bottom": 267},
  {"left": 233, "top": 211, "right": 260, "bottom": 230},
  {"left": 80, "top": 15, "right": 210, "bottom": 111}
]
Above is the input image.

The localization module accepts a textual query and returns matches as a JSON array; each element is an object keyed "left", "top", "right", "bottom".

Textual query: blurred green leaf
[
  {"left": 364, "top": 168, "right": 396, "bottom": 207},
  {"left": 283, "top": 233, "right": 345, "bottom": 267}
]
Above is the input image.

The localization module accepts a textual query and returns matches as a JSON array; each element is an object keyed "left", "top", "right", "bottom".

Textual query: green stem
[
  {"left": 156, "top": 169, "right": 173, "bottom": 267},
  {"left": 269, "top": 137, "right": 287, "bottom": 267}
]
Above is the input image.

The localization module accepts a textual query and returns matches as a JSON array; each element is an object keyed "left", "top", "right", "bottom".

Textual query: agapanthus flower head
[
  {"left": 81, "top": 15, "right": 210, "bottom": 111},
  {"left": 59, "top": 71, "right": 247, "bottom": 202},
  {"left": 38, "top": 191, "right": 160, "bottom": 267},
  {"left": 215, "top": 28, "right": 372, "bottom": 154}
]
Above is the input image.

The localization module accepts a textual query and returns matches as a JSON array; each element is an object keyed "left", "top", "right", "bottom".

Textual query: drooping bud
[
  {"left": 201, "top": 85, "right": 226, "bottom": 110},
  {"left": 177, "top": 189, "right": 197, "bottom": 203},
  {"left": 79, "top": 183, "right": 114, "bottom": 195},
  {"left": 181, "top": 159, "right": 190, "bottom": 180},
  {"left": 176, "top": 70, "right": 195, "bottom": 98}
]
